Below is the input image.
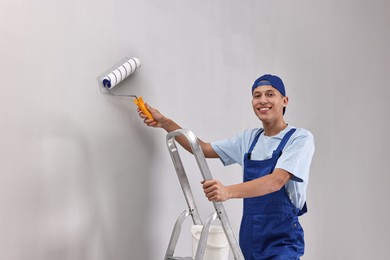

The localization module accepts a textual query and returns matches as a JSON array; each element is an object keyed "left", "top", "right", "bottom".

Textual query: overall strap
[
  {"left": 247, "top": 129, "right": 263, "bottom": 160},
  {"left": 273, "top": 128, "right": 308, "bottom": 216},
  {"left": 248, "top": 129, "right": 264, "bottom": 154},
  {"left": 273, "top": 128, "right": 297, "bottom": 157}
]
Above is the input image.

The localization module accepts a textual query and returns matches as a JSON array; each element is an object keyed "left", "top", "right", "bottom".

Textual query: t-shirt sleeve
[
  {"left": 211, "top": 136, "right": 243, "bottom": 166},
  {"left": 210, "top": 129, "right": 259, "bottom": 166},
  {"left": 275, "top": 129, "right": 315, "bottom": 183}
]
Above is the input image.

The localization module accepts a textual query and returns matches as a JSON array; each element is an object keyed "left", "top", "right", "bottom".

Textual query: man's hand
[
  {"left": 201, "top": 179, "right": 231, "bottom": 202},
  {"left": 137, "top": 103, "right": 164, "bottom": 128}
]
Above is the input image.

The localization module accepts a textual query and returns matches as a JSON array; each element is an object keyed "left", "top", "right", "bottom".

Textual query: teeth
[{"left": 260, "top": 108, "right": 269, "bottom": 111}]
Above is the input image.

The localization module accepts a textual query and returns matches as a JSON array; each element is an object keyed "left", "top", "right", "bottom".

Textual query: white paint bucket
[{"left": 191, "top": 225, "right": 230, "bottom": 260}]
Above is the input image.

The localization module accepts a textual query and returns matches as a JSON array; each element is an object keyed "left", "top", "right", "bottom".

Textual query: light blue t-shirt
[{"left": 211, "top": 125, "right": 315, "bottom": 210}]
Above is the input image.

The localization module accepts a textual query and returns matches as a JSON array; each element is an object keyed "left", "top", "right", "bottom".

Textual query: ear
[{"left": 283, "top": 96, "right": 289, "bottom": 107}]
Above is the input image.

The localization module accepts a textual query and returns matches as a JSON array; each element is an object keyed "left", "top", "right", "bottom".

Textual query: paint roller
[{"left": 99, "top": 57, "right": 154, "bottom": 120}]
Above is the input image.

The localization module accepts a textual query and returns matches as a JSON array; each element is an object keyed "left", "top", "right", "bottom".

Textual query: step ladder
[{"left": 164, "top": 129, "right": 244, "bottom": 260}]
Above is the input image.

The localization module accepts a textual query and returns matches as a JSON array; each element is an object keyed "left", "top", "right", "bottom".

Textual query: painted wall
[{"left": 0, "top": 0, "right": 389, "bottom": 259}]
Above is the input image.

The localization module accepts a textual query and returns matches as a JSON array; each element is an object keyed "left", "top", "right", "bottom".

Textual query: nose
[{"left": 259, "top": 96, "right": 268, "bottom": 104}]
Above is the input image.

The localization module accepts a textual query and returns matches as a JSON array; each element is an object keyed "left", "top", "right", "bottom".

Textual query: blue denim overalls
[{"left": 239, "top": 128, "right": 306, "bottom": 259}]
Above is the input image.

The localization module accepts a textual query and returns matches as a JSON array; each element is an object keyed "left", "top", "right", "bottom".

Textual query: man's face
[{"left": 252, "top": 85, "right": 288, "bottom": 122}]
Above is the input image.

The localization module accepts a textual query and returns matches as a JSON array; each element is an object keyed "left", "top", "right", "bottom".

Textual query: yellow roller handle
[{"left": 133, "top": 96, "right": 154, "bottom": 120}]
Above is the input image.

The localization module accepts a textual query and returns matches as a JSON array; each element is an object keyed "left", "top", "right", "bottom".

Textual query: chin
[
  {"left": 256, "top": 114, "right": 268, "bottom": 121},
  {"left": 258, "top": 114, "right": 275, "bottom": 123}
]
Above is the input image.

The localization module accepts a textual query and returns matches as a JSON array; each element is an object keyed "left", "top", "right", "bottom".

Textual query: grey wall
[{"left": 1, "top": 0, "right": 389, "bottom": 259}]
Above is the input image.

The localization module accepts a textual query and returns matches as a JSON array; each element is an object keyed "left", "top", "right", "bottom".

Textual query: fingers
[
  {"left": 202, "top": 179, "right": 218, "bottom": 190},
  {"left": 201, "top": 180, "right": 227, "bottom": 202},
  {"left": 137, "top": 105, "right": 158, "bottom": 127},
  {"left": 145, "top": 103, "right": 154, "bottom": 112}
]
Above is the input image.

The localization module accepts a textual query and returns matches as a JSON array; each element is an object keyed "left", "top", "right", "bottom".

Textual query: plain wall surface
[{"left": 1, "top": 0, "right": 389, "bottom": 259}]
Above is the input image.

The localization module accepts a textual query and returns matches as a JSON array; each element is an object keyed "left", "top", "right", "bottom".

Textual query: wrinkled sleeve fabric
[
  {"left": 276, "top": 129, "right": 315, "bottom": 184},
  {"left": 211, "top": 129, "right": 260, "bottom": 167}
]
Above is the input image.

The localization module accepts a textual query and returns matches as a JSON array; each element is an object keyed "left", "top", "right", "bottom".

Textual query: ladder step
[{"left": 166, "top": 257, "right": 193, "bottom": 260}]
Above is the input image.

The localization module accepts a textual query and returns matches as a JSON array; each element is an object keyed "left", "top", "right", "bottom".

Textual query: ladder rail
[
  {"left": 194, "top": 212, "right": 218, "bottom": 260},
  {"left": 166, "top": 129, "right": 244, "bottom": 260},
  {"left": 165, "top": 210, "right": 191, "bottom": 259},
  {"left": 167, "top": 136, "right": 203, "bottom": 225}
]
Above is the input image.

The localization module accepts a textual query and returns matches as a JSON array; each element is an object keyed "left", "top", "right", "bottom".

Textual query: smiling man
[{"left": 138, "top": 74, "right": 315, "bottom": 260}]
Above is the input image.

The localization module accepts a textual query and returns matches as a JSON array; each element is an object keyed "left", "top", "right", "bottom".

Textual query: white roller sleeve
[{"left": 102, "top": 57, "right": 141, "bottom": 89}]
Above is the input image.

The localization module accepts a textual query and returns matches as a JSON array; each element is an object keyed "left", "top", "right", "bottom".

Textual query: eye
[
  {"left": 253, "top": 94, "right": 260, "bottom": 99},
  {"left": 266, "top": 92, "right": 274, "bottom": 97}
]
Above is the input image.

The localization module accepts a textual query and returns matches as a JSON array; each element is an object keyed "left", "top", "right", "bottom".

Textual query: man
[{"left": 138, "top": 74, "right": 315, "bottom": 259}]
